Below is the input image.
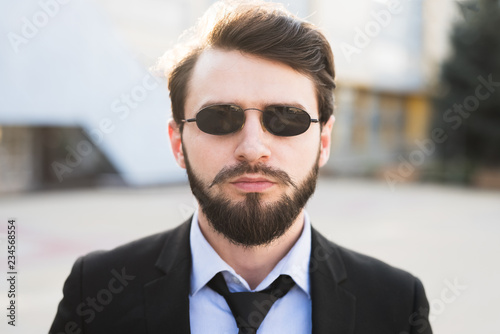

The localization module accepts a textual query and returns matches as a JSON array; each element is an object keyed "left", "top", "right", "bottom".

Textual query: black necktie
[{"left": 207, "top": 272, "right": 296, "bottom": 334}]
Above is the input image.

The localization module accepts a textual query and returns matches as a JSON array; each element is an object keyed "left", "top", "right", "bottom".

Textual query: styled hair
[{"left": 157, "top": 0, "right": 336, "bottom": 127}]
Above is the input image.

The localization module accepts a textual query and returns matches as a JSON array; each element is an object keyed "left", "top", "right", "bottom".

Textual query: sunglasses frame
[{"left": 181, "top": 104, "right": 319, "bottom": 136}]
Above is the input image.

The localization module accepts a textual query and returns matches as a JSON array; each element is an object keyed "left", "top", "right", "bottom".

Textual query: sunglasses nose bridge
[
  {"left": 240, "top": 108, "right": 267, "bottom": 134},
  {"left": 242, "top": 108, "right": 269, "bottom": 132}
]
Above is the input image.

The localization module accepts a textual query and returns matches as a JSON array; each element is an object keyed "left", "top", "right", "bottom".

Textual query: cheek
[
  {"left": 275, "top": 136, "right": 320, "bottom": 177},
  {"left": 184, "top": 135, "right": 231, "bottom": 180}
]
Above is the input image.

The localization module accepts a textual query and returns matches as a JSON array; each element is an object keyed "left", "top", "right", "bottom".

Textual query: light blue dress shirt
[{"left": 189, "top": 209, "right": 312, "bottom": 334}]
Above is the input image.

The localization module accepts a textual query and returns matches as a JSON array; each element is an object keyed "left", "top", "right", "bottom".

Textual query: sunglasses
[{"left": 182, "top": 104, "right": 319, "bottom": 137}]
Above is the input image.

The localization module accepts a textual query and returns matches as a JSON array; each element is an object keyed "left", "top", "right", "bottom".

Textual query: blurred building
[
  {"left": 0, "top": 0, "right": 185, "bottom": 193},
  {"left": 0, "top": 0, "right": 461, "bottom": 193},
  {"left": 317, "top": 0, "right": 461, "bottom": 178},
  {"left": 0, "top": 126, "right": 117, "bottom": 192}
]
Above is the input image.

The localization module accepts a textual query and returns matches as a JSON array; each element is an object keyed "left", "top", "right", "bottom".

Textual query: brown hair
[{"left": 159, "top": 0, "right": 335, "bottom": 127}]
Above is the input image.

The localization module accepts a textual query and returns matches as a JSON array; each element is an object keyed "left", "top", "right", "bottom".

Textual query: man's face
[{"left": 169, "top": 49, "right": 334, "bottom": 246}]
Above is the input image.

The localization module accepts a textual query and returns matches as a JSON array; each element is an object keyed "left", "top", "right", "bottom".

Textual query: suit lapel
[
  {"left": 144, "top": 219, "right": 192, "bottom": 334},
  {"left": 310, "top": 227, "right": 356, "bottom": 334}
]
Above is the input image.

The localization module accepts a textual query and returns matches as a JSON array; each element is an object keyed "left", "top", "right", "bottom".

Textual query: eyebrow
[{"left": 196, "top": 101, "right": 310, "bottom": 112}]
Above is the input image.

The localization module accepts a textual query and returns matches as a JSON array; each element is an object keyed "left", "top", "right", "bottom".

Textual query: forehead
[{"left": 185, "top": 49, "right": 317, "bottom": 116}]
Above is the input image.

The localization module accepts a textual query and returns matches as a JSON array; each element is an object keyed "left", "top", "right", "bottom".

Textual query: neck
[{"left": 197, "top": 209, "right": 305, "bottom": 290}]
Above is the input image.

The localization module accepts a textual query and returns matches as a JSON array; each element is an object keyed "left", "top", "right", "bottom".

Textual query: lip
[{"left": 230, "top": 175, "right": 275, "bottom": 192}]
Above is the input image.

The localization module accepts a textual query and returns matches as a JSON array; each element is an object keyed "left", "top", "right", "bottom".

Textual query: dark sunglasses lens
[
  {"left": 263, "top": 106, "right": 311, "bottom": 136},
  {"left": 196, "top": 105, "right": 244, "bottom": 135}
]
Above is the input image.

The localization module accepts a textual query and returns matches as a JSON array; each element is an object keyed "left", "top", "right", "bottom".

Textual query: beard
[{"left": 184, "top": 148, "right": 319, "bottom": 247}]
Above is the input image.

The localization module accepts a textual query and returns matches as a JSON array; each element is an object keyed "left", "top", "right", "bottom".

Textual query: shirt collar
[{"left": 189, "top": 208, "right": 311, "bottom": 297}]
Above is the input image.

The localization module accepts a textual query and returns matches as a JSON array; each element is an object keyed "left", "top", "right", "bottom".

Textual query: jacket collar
[
  {"left": 144, "top": 219, "right": 192, "bottom": 333},
  {"left": 310, "top": 227, "right": 356, "bottom": 334}
]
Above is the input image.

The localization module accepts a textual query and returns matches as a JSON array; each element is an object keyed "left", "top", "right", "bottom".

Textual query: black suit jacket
[{"left": 50, "top": 219, "right": 432, "bottom": 334}]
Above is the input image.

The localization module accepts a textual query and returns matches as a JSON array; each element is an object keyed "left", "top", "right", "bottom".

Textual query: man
[{"left": 50, "top": 1, "right": 432, "bottom": 333}]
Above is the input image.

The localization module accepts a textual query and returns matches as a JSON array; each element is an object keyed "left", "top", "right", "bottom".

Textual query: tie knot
[{"left": 207, "top": 273, "right": 296, "bottom": 333}]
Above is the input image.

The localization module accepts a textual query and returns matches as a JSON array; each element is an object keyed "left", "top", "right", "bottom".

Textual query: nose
[{"left": 233, "top": 110, "right": 271, "bottom": 163}]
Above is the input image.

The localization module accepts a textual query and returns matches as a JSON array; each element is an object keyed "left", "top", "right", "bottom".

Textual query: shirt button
[{"left": 232, "top": 277, "right": 240, "bottom": 284}]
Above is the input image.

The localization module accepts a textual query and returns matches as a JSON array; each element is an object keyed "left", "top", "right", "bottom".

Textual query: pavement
[{"left": 0, "top": 177, "right": 499, "bottom": 333}]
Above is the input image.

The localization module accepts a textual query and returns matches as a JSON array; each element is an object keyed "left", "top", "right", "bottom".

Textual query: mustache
[{"left": 209, "top": 162, "right": 297, "bottom": 189}]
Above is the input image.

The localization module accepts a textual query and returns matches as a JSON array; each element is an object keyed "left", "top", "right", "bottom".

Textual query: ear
[
  {"left": 168, "top": 119, "right": 186, "bottom": 169},
  {"left": 318, "top": 115, "right": 335, "bottom": 168}
]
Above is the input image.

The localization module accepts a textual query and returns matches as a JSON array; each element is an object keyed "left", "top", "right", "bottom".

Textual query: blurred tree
[{"left": 433, "top": 0, "right": 500, "bottom": 184}]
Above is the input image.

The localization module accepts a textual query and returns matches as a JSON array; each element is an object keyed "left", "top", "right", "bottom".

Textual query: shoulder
[
  {"left": 311, "top": 226, "right": 423, "bottom": 297},
  {"left": 311, "top": 228, "right": 431, "bottom": 332},
  {"left": 76, "top": 220, "right": 191, "bottom": 282},
  {"left": 50, "top": 220, "right": 192, "bottom": 332}
]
